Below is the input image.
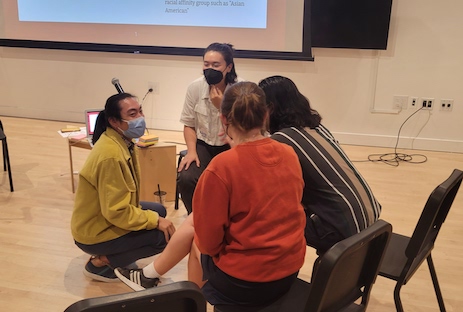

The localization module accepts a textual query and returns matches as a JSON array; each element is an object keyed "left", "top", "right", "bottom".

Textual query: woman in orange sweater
[{"left": 116, "top": 81, "right": 306, "bottom": 306}]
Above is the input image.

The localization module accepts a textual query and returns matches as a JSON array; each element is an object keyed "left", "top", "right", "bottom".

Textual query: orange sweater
[{"left": 193, "top": 138, "right": 306, "bottom": 282}]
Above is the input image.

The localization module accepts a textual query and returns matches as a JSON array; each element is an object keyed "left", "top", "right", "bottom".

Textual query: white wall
[{"left": 1, "top": 0, "right": 462, "bottom": 153}]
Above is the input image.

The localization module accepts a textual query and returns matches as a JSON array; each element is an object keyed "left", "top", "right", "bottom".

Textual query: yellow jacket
[{"left": 71, "top": 127, "right": 159, "bottom": 245}]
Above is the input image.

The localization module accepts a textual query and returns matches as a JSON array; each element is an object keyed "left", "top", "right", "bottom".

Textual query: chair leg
[
  {"left": 427, "top": 254, "right": 446, "bottom": 312},
  {"left": 393, "top": 282, "right": 405, "bottom": 312},
  {"left": 2, "top": 139, "right": 13, "bottom": 192},
  {"left": 175, "top": 152, "right": 185, "bottom": 210},
  {"left": 174, "top": 174, "right": 180, "bottom": 210},
  {"left": 2, "top": 140, "right": 6, "bottom": 171}
]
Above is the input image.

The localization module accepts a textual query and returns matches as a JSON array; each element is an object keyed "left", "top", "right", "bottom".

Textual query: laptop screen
[{"left": 85, "top": 110, "right": 101, "bottom": 136}]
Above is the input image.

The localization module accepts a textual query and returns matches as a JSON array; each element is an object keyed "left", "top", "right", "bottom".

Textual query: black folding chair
[
  {"left": 64, "top": 281, "right": 206, "bottom": 312},
  {"left": 378, "top": 169, "right": 463, "bottom": 312},
  {"left": 214, "top": 219, "right": 392, "bottom": 312}
]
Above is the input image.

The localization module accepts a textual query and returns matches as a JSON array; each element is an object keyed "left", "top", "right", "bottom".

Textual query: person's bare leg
[
  {"left": 188, "top": 241, "right": 205, "bottom": 288},
  {"left": 148, "top": 213, "right": 195, "bottom": 275}
]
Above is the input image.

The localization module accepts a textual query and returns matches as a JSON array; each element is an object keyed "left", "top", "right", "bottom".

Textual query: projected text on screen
[{"left": 17, "top": 0, "right": 268, "bottom": 29}]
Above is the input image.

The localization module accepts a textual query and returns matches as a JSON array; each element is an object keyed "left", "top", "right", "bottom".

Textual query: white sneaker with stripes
[{"left": 114, "top": 267, "right": 160, "bottom": 291}]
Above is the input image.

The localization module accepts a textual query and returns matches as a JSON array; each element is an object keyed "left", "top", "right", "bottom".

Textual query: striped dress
[{"left": 272, "top": 126, "right": 381, "bottom": 239}]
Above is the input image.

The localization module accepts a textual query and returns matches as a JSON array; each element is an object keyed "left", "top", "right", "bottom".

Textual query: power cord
[
  {"left": 141, "top": 88, "right": 153, "bottom": 104},
  {"left": 355, "top": 107, "right": 428, "bottom": 167}
]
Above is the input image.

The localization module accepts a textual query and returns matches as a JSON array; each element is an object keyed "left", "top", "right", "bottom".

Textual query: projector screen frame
[{"left": 0, "top": 1, "right": 313, "bottom": 62}]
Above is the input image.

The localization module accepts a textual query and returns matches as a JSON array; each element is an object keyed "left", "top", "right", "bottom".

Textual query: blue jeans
[{"left": 75, "top": 201, "right": 167, "bottom": 268}]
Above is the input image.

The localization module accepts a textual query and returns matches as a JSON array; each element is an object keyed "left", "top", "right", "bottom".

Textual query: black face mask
[{"left": 203, "top": 68, "right": 225, "bottom": 85}]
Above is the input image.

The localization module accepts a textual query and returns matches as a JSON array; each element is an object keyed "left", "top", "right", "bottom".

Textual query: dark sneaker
[
  {"left": 84, "top": 259, "right": 119, "bottom": 283},
  {"left": 114, "top": 268, "right": 160, "bottom": 291}
]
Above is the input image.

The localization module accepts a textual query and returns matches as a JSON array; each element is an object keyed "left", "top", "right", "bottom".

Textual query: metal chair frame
[
  {"left": 214, "top": 220, "right": 392, "bottom": 312},
  {"left": 0, "top": 120, "right": 13, "bottom": 192},
  {"left": 64, "top": 281, "right": 206, "bottom": 312},
  {"left": 378, "top": 169, "right": 463, "bottom": 312}
]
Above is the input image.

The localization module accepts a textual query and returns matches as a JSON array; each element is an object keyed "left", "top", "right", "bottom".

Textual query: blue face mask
[{"left": 121, "top": 116, "right": 146, "bottom": 139}]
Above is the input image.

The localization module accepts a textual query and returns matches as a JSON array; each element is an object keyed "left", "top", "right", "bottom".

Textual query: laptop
[{"left": 84, "top": 109, "right": 102, "bottom": 146}]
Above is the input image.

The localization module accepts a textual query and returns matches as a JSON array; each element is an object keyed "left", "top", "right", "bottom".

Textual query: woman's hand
[
  {"left": 178, "top": 151, "right": 200, "bottom": 172},
  {"left": 157, "top": 217, "right": 176, "bottom": 242},
  {"left": 210, "top": 85, "right": 223, "bottom": 109}
]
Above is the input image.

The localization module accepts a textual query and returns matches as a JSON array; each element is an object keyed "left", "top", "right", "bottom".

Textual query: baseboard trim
[{"left": 333, "top": 132, "right": 463, "bottom": 154}]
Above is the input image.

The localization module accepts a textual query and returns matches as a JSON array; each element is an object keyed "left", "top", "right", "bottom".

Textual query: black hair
[
  {"left": 92, "top": 93, "right": 135, "bottom": 145},
  {"left": 204, "top": 42, "right": 238, "bottom": 84},
  {"left": 258, "top": 76, "right": 321, "bottom": 134},
  {"left": 221, "top": 81, "right": 267, "bottom": 133}
]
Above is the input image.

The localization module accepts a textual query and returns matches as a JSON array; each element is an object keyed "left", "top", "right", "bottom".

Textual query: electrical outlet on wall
[
  {"left": 440, "top": 99, "right": 454, "bottom": 111},
  {"left": 421, "top": 98, "right": 434, "bottom": 110},
  {"left": 410, "top": 96, "right": 418, "bottom": 108}
]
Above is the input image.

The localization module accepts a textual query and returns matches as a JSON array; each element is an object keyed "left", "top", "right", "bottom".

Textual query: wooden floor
[{"left": 1, "top": 116, "right": 463, "bottom": 312}]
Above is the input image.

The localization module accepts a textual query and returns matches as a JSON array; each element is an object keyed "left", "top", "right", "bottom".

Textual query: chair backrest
[
  {"left": 64, "top": 281, "right": 206, "bottom": 312},
  {"left": 305, "top": 219, "right": 392, "bottom": 312},
  {"left": 404, "top": 169, "right": 463, "bottom": 274}
]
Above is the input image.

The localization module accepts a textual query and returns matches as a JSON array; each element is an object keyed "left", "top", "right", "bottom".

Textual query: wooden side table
[
  {"left": 138, "top": 142, "right": 177, "bottom": 202},
  {"left": 68, "top": 137, "right": 92, "bottom": 193},
  {"left": 68, "top": 138, "right": 176, "bottom": 202}
]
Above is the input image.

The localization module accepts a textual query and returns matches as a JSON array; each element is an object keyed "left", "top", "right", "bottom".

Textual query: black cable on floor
[{"left": 356, "top": 107, "right": 428, "bottom": 167}]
